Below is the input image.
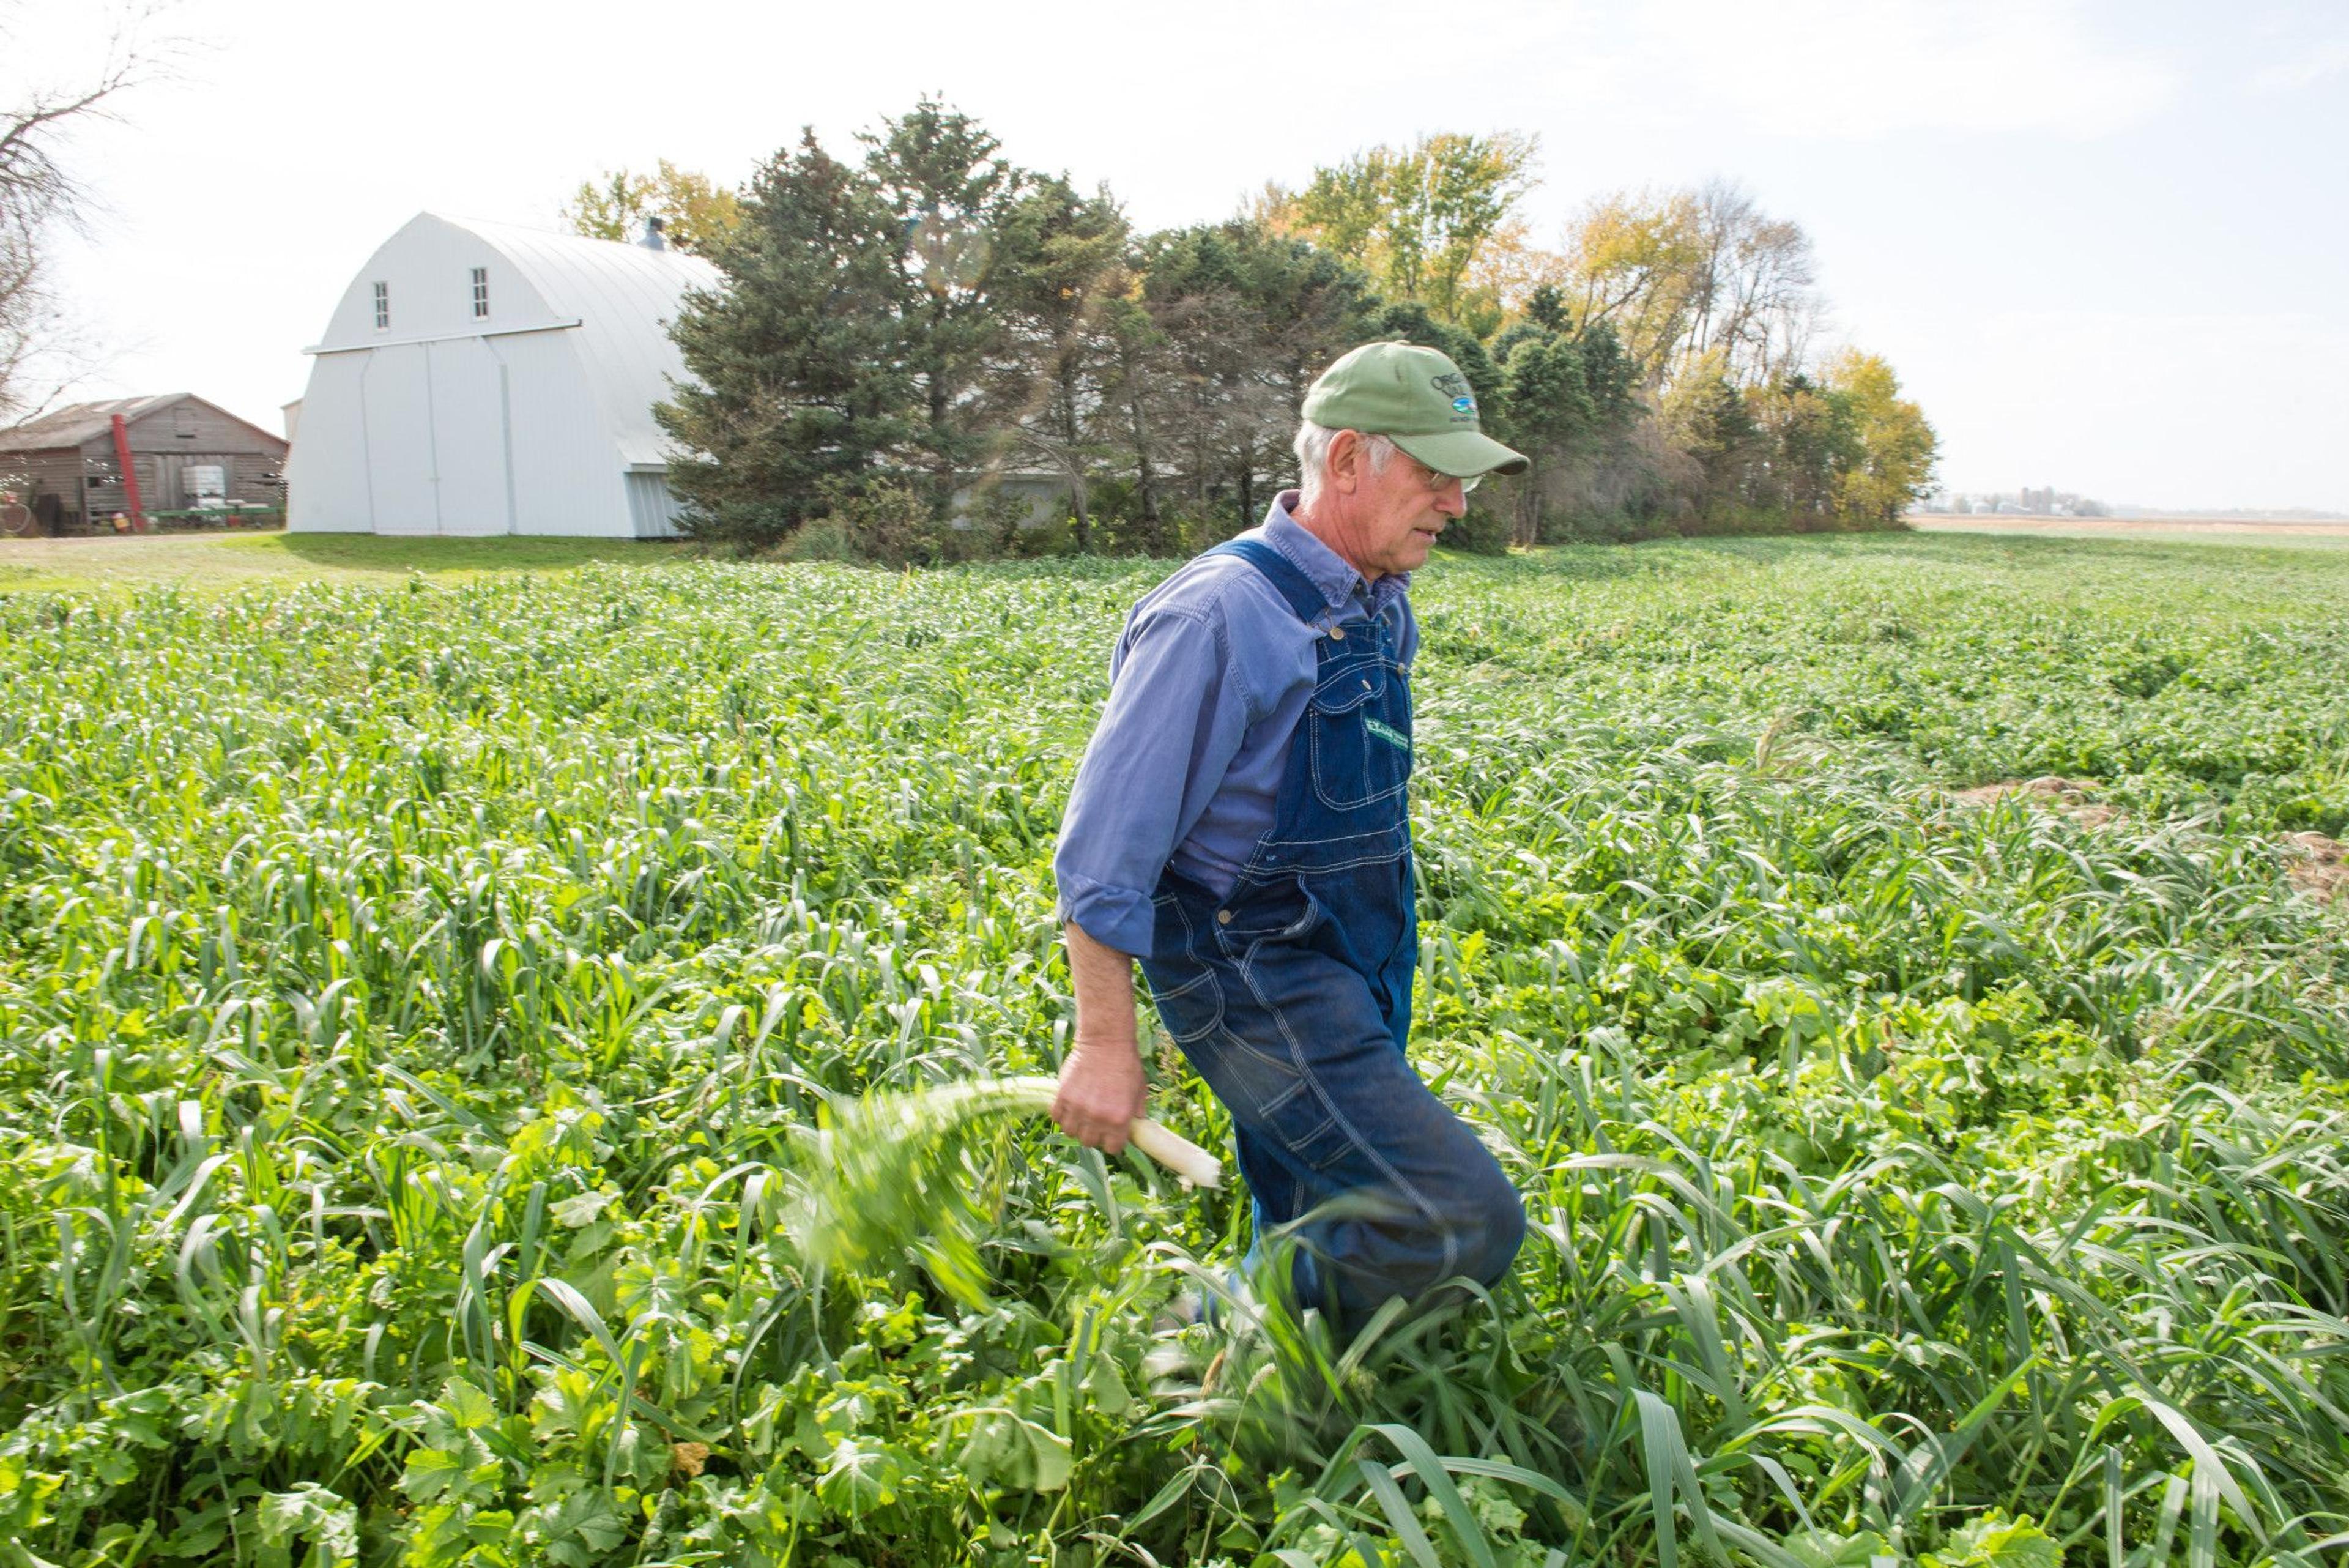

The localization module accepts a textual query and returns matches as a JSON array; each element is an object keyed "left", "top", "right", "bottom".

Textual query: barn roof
[
  {"left": 448, "top": 217, "right": 722, "bottom": 469},
  {"left": 310, "top": 214, "right": 723, "bottom": 469},
  {"left": 0, "top": 395, "right": 182, "bottom": 452},
  {"left": 0, "top": 393, "right": 289, "bottom": 454}
]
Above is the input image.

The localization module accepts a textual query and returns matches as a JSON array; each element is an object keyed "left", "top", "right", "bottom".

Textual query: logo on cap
[{"left": 1451, "top": 396, "right": 1475, "bottom": 414}]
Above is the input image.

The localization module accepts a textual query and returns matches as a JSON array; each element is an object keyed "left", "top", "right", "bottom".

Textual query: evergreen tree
[
  {"left": 1137, "top": 222, "right": 1381, "bottom": 535},
  {"left": 1369, "top": 300, "right": 1502, "bottom": 422},
  {"left": 1658, "top": 356, "right": 1764, "bottom": 525},
  {"left": 861, "top": 100, "right": 1033, "bottom": 514},
  {"left": 656, "top": 131, "right": 909, "bottom": 548},
  {"left": 1496, "top": 325, "right": 1594, "bottom": 544},
  {"left": 650, "top": 111, "right": 1932, "bottom": 558},
  {"left": 1490, "top": 300, "right": 1649, "bottom": 539},
  {"left": 985, "top": 174, "right": 1130, "bottom": 551},
  {"left": 1746, "top": 371, "right": 1859, "bottom": 526}
]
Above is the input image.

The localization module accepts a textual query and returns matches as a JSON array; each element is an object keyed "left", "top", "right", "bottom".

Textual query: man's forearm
[
  {"left": 1053, "top": 921, "right": 1147, "bottom": 1152},
  {"left": 1065, "top": 921, "right": 1139, "bottom": 1049}
]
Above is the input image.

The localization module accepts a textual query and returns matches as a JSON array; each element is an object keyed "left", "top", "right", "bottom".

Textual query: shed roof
[
  {"left": 0, "top": 393, "right": 289, "bottom": 455},
  {"left": 0, "top": 395, "right": 182, "bottom": 452}
]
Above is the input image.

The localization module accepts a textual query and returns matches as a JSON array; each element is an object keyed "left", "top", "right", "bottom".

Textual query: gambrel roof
[{"left": 306, "top": 213, "right": 723, "bottom": 468}]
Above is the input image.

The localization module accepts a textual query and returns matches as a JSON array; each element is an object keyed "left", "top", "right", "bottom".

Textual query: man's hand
[
  {"left": 1053, "top": 1037, "right": 1148, "bottom": 1154},
  {"left": 1056, "top": 921, "right": 1148, "bottom": 1153}
]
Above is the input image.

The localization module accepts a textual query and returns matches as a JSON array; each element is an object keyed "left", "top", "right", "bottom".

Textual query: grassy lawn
[
  {"left": 0, "top": 530, "right": 686, "bottom": 593},
  {"left": 9, "top": 521, "right": 2349, "bottom": 601}
]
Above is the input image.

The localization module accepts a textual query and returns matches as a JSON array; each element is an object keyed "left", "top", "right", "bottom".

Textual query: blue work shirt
[{"left": 1054, "top": 492, "right": 1419, "bottom": 957}]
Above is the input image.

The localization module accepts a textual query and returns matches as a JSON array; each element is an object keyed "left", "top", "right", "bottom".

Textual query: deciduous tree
[
  {"left": 561, "top": 160, "right": 742, "bottom": 256},
  {"left": 1684, "top": 179, "right": 1819, "bottom": 385},
  {"left": 1827, "top": 348, "right": 1939, "bottom": 524},
  {"left": 1559, "top": 182, "right": 1820, "bottom": 392},
  {"left": 1560, "top": 190, "right": 1707, "bottom": 391},
  {"left": 1, "top": 5, "right": 169, "bottom": 425},
  {"left": 1272, "top": 132, "right": 1538, "bottom": 329}
]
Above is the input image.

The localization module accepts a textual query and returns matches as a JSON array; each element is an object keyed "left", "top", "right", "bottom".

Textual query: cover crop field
[{"left": 2, "top": 533, "right": 2347, "bottom": 1568}]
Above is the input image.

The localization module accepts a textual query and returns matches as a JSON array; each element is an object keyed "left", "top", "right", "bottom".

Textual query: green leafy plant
[
  {"left": 798, "top": 1074, "right": 1218, "bottom": 1306},
  {"left": 0, "top": 532, "right": 2343, "bottom": 1565}
]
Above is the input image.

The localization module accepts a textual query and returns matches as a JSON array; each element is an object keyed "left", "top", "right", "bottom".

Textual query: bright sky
[{"left": 17, "top": 0, "right": 2349, "bottom": 511}]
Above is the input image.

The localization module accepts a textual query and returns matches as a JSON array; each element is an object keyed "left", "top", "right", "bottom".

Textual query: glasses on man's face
[{"left": 1403, "top": 453, "right": 1482, "bottom": 496}]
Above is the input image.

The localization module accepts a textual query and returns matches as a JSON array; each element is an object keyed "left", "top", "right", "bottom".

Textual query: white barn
[{"left": 288, "top": 212, "right": 720, "bottom": 537}]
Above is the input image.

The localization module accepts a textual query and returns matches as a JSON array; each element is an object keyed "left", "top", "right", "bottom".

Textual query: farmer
[{"left": 1050, "top": 341, "right": 1530, "bottom": 1323}]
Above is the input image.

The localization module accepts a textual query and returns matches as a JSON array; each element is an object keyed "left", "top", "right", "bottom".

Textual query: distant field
[
  {"left": 0, "top": 530, "right": 682, "bottom": 592},
  {"left": 1915, "top": 512, "right": 2349, "bottom": 544}
]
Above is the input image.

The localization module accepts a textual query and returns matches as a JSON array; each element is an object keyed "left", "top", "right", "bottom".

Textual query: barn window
[
  {"left": 372, "top": 281, "right": 390, "bottom": 330},
  {"left": 470, "top": 267, "right": 489, "bottom": 319}
]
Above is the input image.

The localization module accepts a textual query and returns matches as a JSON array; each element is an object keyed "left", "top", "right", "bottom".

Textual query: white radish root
[
  {"left": 1124, "top": 1115, "right": 1223, "bottom": 1189},
  {"left": 984, "top": 1074, "right": 1223, "bottom": 1188}
]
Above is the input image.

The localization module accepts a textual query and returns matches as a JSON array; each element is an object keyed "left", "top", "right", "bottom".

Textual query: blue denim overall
[{"left": 1140, "top": 539, "right": 1524, "bottom": 1321}]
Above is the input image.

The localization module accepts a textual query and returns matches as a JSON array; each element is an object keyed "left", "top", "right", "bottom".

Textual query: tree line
[{"left": 568, "top": 102, "right": 1937, "bottom": 559}]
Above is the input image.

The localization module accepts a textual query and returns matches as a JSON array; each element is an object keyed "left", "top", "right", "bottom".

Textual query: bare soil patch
[
  {"left": 1953, "top": 776, "right": 2114, "bottom": 827},
  {"left": 2284, "top": 833, "right": 2347, "bottom": 902}
]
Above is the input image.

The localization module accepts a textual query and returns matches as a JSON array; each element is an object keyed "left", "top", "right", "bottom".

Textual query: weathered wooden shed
[
  {"left": 287, "top": 213, "right": 719, "bottom": 537},
  {"left": 0, "top": 394, "right": 289, "bottom": 534}
]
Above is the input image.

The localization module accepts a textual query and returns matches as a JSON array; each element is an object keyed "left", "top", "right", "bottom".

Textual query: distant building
[
  {"left": 0, "top": 393, "right": 289, "bottom": 534},
  {"left": 287, "top": 212, "right": 719, "bottom": 537}
]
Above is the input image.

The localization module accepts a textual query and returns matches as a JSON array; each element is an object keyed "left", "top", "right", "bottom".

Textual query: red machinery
[{"left": 110, "top": 412, "right": 146, "bottom": 532}]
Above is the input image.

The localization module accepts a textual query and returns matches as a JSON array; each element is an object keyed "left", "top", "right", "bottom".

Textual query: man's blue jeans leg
[{"left": 1147, "top": 922, "right": 1524, "bottom": 1323}]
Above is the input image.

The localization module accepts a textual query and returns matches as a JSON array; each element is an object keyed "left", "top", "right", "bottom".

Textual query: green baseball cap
[{"left": 1302, "top": 341, "right": 1529, "bottom": 478}]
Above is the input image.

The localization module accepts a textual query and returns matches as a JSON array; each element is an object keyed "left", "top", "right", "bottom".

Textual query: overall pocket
[
  {"left": 1305, "top": 655, "right": 1411, "bottom": 811},
  {"left": 1143, "top": 891, "right": 1225, "bottom": 1044}
]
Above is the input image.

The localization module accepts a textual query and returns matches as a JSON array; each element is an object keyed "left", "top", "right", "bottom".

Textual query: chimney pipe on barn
[{"left": 639, "top": 216, "right": 666, "bottom": 252}]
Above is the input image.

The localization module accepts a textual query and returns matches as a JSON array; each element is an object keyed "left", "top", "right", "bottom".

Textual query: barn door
[
  {"left": 362, "top": 344, "right": 438, "bottom": 532},
  {"left": 425, "top": 338, "right": 511, "bottom": 535}
]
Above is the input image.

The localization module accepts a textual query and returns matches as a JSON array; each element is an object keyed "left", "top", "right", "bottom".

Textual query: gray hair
[{"left": 1293, "top": 422, "right": 1396, "bottom": 510}]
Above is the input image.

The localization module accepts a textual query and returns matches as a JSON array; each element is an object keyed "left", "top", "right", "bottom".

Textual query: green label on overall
[{"left": 1365, "top": 717, "right": 1411, "bottom": 752}]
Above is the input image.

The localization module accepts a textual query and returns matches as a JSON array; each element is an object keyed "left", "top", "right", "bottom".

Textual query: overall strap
[{"left": 1202, "top": 538, "right": 1330, "bottom": 625}]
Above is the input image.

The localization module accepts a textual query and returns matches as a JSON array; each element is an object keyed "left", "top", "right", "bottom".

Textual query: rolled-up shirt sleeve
[{"left": 1054, "top": 605, "right": 1255, "bottom": 957}]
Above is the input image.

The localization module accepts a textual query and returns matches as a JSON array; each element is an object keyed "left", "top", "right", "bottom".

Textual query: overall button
[
  {"left": 1327, "top": 625, "right": 1346, "bottom": 641},
  {"left": 1216, "top": 910, "right": 1233, "bottom": 924}
]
